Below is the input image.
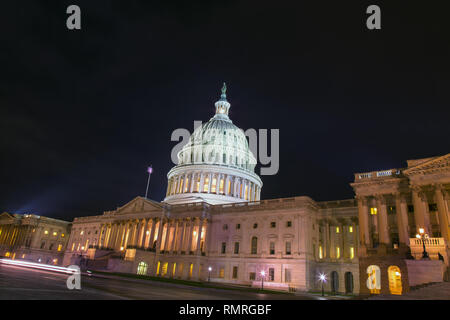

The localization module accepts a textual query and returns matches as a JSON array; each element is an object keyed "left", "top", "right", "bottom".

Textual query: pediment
[
  {"left": 115, "top": 197, "right": 163, "bottom": 215},
  {"left": 403, "top": 154, "right": 450, "bottom": 175},
  {"left": 0, "top": 212, "right": 15, "bottom": 223}
]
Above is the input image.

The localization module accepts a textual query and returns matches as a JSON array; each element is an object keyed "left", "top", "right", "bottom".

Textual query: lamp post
[
  {"left": 145, "top": 166, "right": 153, "bottom": 199},
  {"left": 208, "top": 266, "right": 212, "bottom": 282},
  {"left": 260, "top": 270, "right": 265, "bottom": 290},
  {"left": 319, "top": 273, "right": 327, "bottom": 296},
  {"left": 416, "top": 228, "right": 430, "bottom": 259}
]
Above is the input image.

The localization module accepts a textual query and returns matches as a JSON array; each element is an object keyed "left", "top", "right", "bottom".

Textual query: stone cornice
[{"left": 403, "top": 153, "right": 450, "bottom": 176}]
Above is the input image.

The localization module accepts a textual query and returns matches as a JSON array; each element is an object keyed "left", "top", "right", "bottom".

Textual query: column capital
[
  {"left": 375, "top": 194, "right": 387, "bottom": 204},
  {"left": 355, "top": 195, "right": 368, "bottom": 205}
]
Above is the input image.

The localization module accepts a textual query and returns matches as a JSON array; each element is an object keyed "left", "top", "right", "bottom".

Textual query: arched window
[
  {"left": 366, "top": 265, "right": 381, "bottom": 294},
  {"left": 331, "top": 271, "right": 339, "bottom": 293},
  {"left": 137, "top": 261, "right": 148, "bottom": 275},
  {"left": 251, "top": 237, "right": 258, "bottom": 254},
  {"left": 388, "top": 265, "right": 402, "bottom": 295},
  {"left": 345, "top": 272, "right": 353, "bottom": 294}
]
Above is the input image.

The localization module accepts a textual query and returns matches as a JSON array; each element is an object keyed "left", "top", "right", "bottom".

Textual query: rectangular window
[
  {"left": 221, "top": 242, "right": 226, "bottom": 254},
  {"left": 350, "top": 247, "right": 355, "bottom": 259},
  {"left": 249, "top": 272, "right": 256, "bottom": 280},
  {"left": 211, "top": 178, "right": 217, "bottom": 193},
  {"left": 370, "top": 207, "right": 377, "bottom": 215},
  {"left": 203, "top": 177, "right": 209, "bottom": 192},
  {"left": 286, "top": 221, "right": 292, "bottom": 227},
  {"left": 232, "top": 266, "right": 238, "bottom": 279},
  {"left": 349, "top": 226, "right": 353, "bottom": 233},
  {"left": 161, "top": 262, "right": 168, "bottom": 276},
  {"left": 219, "top": 268, "right": 225, "bottom": 278},
  {"left": 156, "top": 261, "right": 161, "bottom": 275},
  {"left": 270, "top": 222, "right": 276, "bottom": 228},
  {"left": 236, "top": 223, "right": 240, "bottom": 230},
  {"left": 319, "top": 245, "right": 323, "bottom": 259},
  {"left": 270, "top": 242, "right": 275, "bottom": 255},
  {"left": 219, "top": 179, "right": 224, "bottom": 194},
  {"left": 184, "top": 178, "right": 189, "bottom": 192},
  {"left": 227, "top": 180, "right": 231, "bottom": 195},
  {"left": 285, "top": 269, "right": 291, "bottom": 283},
  {"left": 336, "top": 247, "right": 340, "bottom": 259},
  {"left": 269, "top": 268, "right": 275, "bottom": 281},
  {"left": 285, "top": 241, "right": 291, "bottom": 255},
  {"left": 336, "top": 226, "right": 340, "bottom": 233},
  {"left": 194, "top": 176, "right": 199, "bottom": 192},
  {"left": 234, "top": 242, "right": 239, "bottom": 254}
]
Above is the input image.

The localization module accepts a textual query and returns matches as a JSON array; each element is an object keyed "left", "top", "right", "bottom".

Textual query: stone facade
[{"left": 0, "top": 212, "right": 71, "bottom": 265}]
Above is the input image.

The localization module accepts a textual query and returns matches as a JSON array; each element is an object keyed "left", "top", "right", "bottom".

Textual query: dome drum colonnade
[{"left": 164, "top": 83, "right": 262, "bottom": 205}]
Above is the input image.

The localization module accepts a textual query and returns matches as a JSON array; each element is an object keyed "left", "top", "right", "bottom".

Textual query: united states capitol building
[{"left": 53, "top": 85, "right": 449, "bottom": 295}]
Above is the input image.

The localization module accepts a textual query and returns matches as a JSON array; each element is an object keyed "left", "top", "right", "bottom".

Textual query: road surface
[{"left": 0, "top": 264, "right": 323, "bottom": 300}]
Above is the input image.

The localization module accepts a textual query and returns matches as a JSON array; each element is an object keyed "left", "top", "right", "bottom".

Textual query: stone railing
[{"left": 409, "top": 237, "right": 445, "bottom": 247}]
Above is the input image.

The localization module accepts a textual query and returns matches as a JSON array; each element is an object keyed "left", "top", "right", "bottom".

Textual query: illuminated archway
[
  {"left": 137, "top": 261, "right": 148, "bottom": 275},
  {"left": 366, "top": 265, "right": 381, "bottom": 294},
  {"left": 388, "top": 266, "right": 402, "bottom": 295}
]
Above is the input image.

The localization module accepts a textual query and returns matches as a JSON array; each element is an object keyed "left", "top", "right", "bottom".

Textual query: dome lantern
[{"left": 214, "top": 82, "right": 231, "bottom": 120}]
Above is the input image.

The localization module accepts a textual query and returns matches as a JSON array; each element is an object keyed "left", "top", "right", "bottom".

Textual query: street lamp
[
  {"left": 260, "top": 270, "right": 266, "bottom": 290},
  {"left": 416, "top": 228, "right": 430, "bottom": 259},
  {"left": 208, "top": 266, "right": 212, "bottom": 282},
  {"left": 319, "top": 273, "right": 327, "bottom": 296}
]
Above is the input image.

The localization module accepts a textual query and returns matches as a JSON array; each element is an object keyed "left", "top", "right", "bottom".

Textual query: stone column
[
  {"left": 111, "top": 223, "right": 119, "bottom": 249},
  {"left": 196, "top": 219, "right": 203, "bottom": 255},
  {"left": 208, "top": 173, "right": 213, "bottom": 193},
  {"left": 339, "top": 221, "right": 345, "bottom": 259},
  {"left": 323, "top": 220, "right": 329, "bottom": 259},
  {"left": 163, "top": 221, "right": 171, "bottom": 252},
  {"left": 201, "top": 219, "right": 208, "bottom": 254},
  {"left": 189, "top": 173, "right": 195, "bottom": 193},
  {"left": 412, "top": 187, "right": 432, "bottom": 235},
  {"left": 170, "top": 219, "right": 180, "bottom": 253},
  {"left": 98, "top": 224, "right": 104, "bottom": 248},
  {"left": 156, "top": 218, "right": 165, "bottom": 253},
  {"left": 351, "top": 218, "right": 358, "bottom": 257},
  {"left": 186, "top": 220, "right": 193, "bottom": 253},
  {"left": 357, "top": 196, "right": 370, "bottom": 255},
  {"left": 199, "top": 173, "right": 205, "bottom": 193},
  {"left": 395, "top": 193, "right": 410, "bottom": 247},
  {"left": 435, "top": 186, "right": 450, "bottom": 242},
  {"left": 376, "top": 195, "right": 391, "bottom": 247},
  {"left": 148, "top": 219, "right": 157, "bottom": 249},
  {"left": 178, "top": 219, "right": 187, "bottom": 252}
]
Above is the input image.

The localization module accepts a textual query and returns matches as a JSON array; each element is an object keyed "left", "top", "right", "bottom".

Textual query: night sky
[{"left": 1, "top": 1, "right": 449, "bottom": 221}]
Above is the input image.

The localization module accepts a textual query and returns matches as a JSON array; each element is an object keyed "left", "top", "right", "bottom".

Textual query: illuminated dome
[{"left": 164, "top": 83, "right": 262, "bottom": 204}]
